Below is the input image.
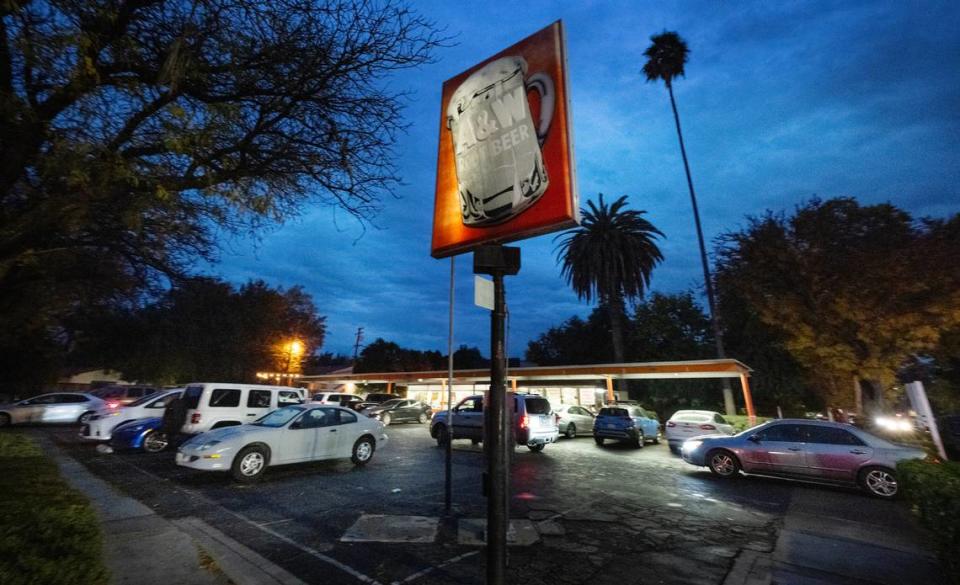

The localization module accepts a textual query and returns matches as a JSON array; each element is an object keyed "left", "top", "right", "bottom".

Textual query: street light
[{"left": 285, "top": 339, "right": 304, "bottom": 380}]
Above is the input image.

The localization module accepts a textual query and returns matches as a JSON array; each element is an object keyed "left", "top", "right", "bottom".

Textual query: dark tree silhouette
[
  {"left": 555, "top": 194, "right": 663, "bottom": 389},
  {"left": 643, "top": 30, "right": 735, "bottom": 413}
]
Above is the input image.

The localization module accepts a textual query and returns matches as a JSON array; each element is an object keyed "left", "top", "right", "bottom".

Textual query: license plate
[{"left": 606, "top": 423, "right": 615, "bottom": 429}]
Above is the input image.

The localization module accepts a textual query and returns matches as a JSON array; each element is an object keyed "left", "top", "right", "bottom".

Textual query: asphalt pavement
[{"left": 42, "top": 423, "right": 946, "bottom": 585}]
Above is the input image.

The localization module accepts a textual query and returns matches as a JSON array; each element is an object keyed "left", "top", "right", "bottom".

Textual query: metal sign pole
[
  {"left": 445, "top": 256, "right": 455, "bottom": 513},
  {"left": 474, "top": 245, "right": 519, "bottom": 585}
]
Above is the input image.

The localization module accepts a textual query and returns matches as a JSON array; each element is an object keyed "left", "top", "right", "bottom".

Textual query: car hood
[{"left": 189, "top": 424, "right": 273, "bottom": 443}]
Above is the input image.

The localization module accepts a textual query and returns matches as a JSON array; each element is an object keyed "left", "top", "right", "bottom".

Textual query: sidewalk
[
  {"left": 39, "top": 435, "right": 306, "bottom": 585},
  {"left": 725, "top": 488, "right": 945, "bottom": 585}
]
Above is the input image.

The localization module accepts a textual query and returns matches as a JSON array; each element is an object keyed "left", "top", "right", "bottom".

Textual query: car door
[
  {"left": 330, "top": 409, "right": 361, "bottom": 458},
  {"left": 246, "top": 389, "right": 273, "bottom": 421},
  {"left": 14, "top": 395, "right": 53, "bottom": 423},
  {"left": 739, "top": 423, "right": 807, "bottom": 475},
  {"left": 279, "top": 408, "right": 326, "bottom": 463},
  {"left": 574, "top": 406, "right": 595, "bottom": 432},
  {"left": 800, "top": 425, "right": 874, "bottom": 481},
  {"left": 453, "top": 397, "right": 483, "bottom": 440},
  {"left": 42, "top": 394, "right": 79, "bottom": 423},
  {"left": 399, "top": 400, "right": 421, "bottom": 421}
]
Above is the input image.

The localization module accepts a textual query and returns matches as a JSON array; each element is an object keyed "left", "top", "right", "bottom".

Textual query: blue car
[
  {"left": 593, "top": 405, "right": 661, "bottom": 448},
  {"left": 109, "top": 417, "right": 170, "bottom": 453}
]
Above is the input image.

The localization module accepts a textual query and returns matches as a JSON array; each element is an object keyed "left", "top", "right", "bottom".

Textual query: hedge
[
  {"left": 0, "top": 432, "right": 109, "bottom": 585},
  {"left": 898, "top": 458, "right": 960, "bottom": 584},
  {"left": 724, "top": 415, "right": 772, "bottom": 433}
]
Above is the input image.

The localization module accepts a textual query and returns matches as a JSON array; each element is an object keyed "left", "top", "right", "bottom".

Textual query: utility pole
[{"left": 352, "top": 327, "right": 364, "bottom": 364}]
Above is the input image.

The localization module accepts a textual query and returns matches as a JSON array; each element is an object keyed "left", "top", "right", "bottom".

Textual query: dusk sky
[{"left": 200, "top": 1, "right": 960, "bottom": 359}]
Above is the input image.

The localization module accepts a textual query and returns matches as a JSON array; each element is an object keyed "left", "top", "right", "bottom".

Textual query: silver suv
[{"left": 430, "top": 393, "right": 559, "bottom": 452}]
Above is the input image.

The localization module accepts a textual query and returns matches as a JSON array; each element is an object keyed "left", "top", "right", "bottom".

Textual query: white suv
[{"left": 181, "top": 383, "right": 306, "bottom": 434}]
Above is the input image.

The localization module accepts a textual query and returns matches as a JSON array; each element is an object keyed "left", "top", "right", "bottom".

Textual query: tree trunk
[{"left": 607, "top": 295, "right": 628, "bottom": 394}]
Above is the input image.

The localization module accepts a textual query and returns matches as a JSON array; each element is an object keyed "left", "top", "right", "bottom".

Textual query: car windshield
[
  {"left": 380, "top": 399, "right": 403, "bottom": 408},
  {"left": 253, "top": 406, "right": 304, "bottom": 427},
  {"left": 128, "top": 391, "right": 174, "bottom": 407}
]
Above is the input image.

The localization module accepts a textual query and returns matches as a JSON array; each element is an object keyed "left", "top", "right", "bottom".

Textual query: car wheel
[
  {"left": 142, "top": 430, "right": 169, "bottom": 453},
  {"left": 435, "top": 424, "right": 450, "bottom": 448},
  {"left": 78, "top": 411, "right": 95, "bottom": 425},
  {"left": 418, "top": 412, "right": 428, "bottom": 424},
  {"left": 634, "top": 431, "right": 645, "bottom": 449},
  {"left": 669, "top": 444, "right": 680, "bottom": 455},
  {"left": 0, "top": 413, "right": 10, "bottom": 428},
  {"left": 527, "top": 443, "right": 545, "bottom": 452},
  {"left": 859, "top": 466, "right": 899, "bottom": 499},
  {"left": 381, "top": 413, "right": 391, "bottom": 426},
  {"left": 565, "top": 423, "right": 576, "bottom": 439},
  {"left": 351, "top": 436, "right": 376, "bottom": 465},
  {"left": 594, "top": 437, "right": 604, "bottom": 447},
  {"left": 707, "top": 449, "right": 741, "bottom": 478},
  {"left": 231, "top": 446, "right": 269, "bottom": 483},
  {"left": 652, "top": 432, "right": 661, "bottom": 445}
]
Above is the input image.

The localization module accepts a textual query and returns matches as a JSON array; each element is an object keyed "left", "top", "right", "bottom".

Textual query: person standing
[{"left": 161, "top": 395, "right": 188, "bottom": 448}]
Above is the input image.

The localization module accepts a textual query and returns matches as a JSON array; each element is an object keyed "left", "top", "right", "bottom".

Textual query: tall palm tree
[
  {"left": 643, "top": 31, "right": 735, "bottom": 414},
  {"left": 555, "top": 194, "right": 664, "bottom": 390}
]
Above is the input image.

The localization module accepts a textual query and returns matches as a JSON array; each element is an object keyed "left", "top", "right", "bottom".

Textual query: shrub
[
  {"left": 898, "top": 458, "right": 960, "bottom": 584},
  {"left": 724, "top": 415, "right": 772, "bottom": 433},
  {"left": 0, "top": 431, "right": 109, "bottom": 585}
]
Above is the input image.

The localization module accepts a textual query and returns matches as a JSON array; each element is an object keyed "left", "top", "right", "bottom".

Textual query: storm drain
[{"left": 340, "top": 514, "right": 439, "bottom": 543}]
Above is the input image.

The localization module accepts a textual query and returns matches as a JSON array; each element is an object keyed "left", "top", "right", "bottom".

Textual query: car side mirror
[
  {"left": 748, "top": 434, "right": 760, "bottom": 443},
  {"left": 290, "top": 420, "right": 303, "bottom": 430}
]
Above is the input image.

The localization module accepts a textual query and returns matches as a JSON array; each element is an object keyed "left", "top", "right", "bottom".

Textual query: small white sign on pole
[
  {"left": 474, "top": 275, "right": 494, "bottom": 311},
  {"left": 906, "top": 381, "right": 948, "bottom": 460}
]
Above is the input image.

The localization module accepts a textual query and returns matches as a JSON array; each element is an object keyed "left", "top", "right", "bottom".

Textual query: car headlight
[
  {"left": 682, "top": 440, "right": 703, "bottom": 453},
  {"left": 198, "top": 440, "right": 221, "bottom": 451}
]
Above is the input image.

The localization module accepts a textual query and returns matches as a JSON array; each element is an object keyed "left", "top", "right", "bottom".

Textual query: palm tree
[
  {"left": 643, "top": 31, "right": 735, "bottom": 414},
  {"left": 555, "top": 194, "right": 664, "bottom": 391}
]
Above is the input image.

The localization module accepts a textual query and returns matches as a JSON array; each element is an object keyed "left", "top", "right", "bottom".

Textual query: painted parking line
[
  {"left": 391, "top": 550, "right": 480, "bottom": 585},
  {"left": 105, "top": 454, "right": 386, "bottom": 585}
]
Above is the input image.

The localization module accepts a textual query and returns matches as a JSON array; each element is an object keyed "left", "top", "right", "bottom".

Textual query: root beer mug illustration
[{"left": 446, "top": 56, "right": 555, "bottom": 226}]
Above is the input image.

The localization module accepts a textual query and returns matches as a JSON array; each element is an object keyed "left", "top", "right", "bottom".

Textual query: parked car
[
  {"left": 180, "top": 383, "right": 307, "bottom": 435},
  {"left": 81, "top": 388, "right": 183, "bottom": 441},
  {"left": 361, "top": 399, "right": 432, "bottom": 425},
  {"left": 0, "top": 392, "right": 106, "bottom": 426},
  {"left": 665, "top": 410, "right": 735, "bottom": 453},
  {"left": 593, "top": 405, "right": 661, "bottom": 448},
  {"left": 679, "top": 419, "right": 926, "bottom": 498},
  {"left": 430, "top": 393, "right": 559, "bottom": 452},
  {"left": 311, "top": 392, "right": 364, "bottom": 409},
  {"left": 91, "top": 385, "right": 159, "bottom": 407},
  {"left": 554, "top": 404, "right": 595, "bottom": 438},
  {"left": 176, "top": 405, "right": 388, "bottom": 482},
  {"left": 350, "top": 392, "right": 403, "bottom": 412},
  {"left": 109, "top": 417, "right": 171, "bottom": 453}
]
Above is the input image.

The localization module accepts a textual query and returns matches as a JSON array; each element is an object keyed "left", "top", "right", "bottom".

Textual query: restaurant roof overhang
[{"left": 299, "top": 359, "right": 752, "bottom": 385}]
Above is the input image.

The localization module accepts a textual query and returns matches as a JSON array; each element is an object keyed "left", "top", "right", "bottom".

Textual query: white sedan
[
  {"left": 0, "top": 392, "right": 106, "bottom": 426},
  {"left": 80, "top": 388, "right": 183, "bottom": 441},
  {"left": 176, "top": 405, "right": 388, "bottom": 482},
  {"left": 665, "top": 410, "right": 735, "bottom": 453}
]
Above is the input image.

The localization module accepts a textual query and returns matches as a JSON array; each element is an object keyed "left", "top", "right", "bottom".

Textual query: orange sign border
[{"left": 430, "top": 20, "right": 579, "bottom": 259}]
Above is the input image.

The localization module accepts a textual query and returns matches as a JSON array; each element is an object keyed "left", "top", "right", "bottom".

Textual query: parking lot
[{"left": 45, "top": 423, "right": 935, "bottom": 585}]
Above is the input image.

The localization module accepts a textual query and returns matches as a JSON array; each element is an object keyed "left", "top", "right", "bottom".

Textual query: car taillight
[
  {"left": 699, "top": 424, "right": 716, "bottom": 430},
  {"left": 107, "top": 402, "right": 120, "bottom": 409},
  {"left": 666, "top": 421, "right": 676, "bottom": 427},
  {"left": 191, "top": 413, "right": 201, "bottom": 424},
  {"left": 520, "top": 414, "right": 529, "bottom": 429},
  {"left": 555, "top": 413, "right": 560, "bottom": 425}
]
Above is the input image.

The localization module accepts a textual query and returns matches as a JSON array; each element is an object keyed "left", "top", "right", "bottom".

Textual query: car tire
[
  {"left": 434, "top": 424, "right": 450, "bottom": 448},
  {"left": 565, "top": 424, "right": 576, "bottom": 439},
  {"left": 0, "top": 413, "right": 10, "bottom": 427},
  {"left": 381, "top": 413, "right": 391, "bottom": 426},
  {"left": 634, "top": 431, "right": 645, "bottom": 449},
  {"left": 859, "top": 466, "right": 899, "bottom": 499},
  {"left": 351, "top": 436, "right": 376, "bottom": 465},
  {"left": 669, "top": 444, "right": 680, "bottom": 455},
  {"left": 527, "top": 443, "right": 545, "bottom": 453},
  {"left": 707, "top": 449, "right": 741, "bottom": 478},
  {"left": 594, "top": 437, "right": 604, "bottom": 447},
  {"left": 652, "top": 432, "right": 661, "bottom": 445},
  {"left": 142, "top": 430, "right": 169, "bottom": 453},
  {"left": 418, "top": 413, "right": 428, "bottom": 424},
  {"left": 78, "top": 411, "right": 95, "bottom": 425},
  {"left": 231, "top": 445, "right": 269, "bottom": 483}
]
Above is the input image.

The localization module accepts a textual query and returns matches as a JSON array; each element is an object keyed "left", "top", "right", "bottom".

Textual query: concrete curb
[
  {"left": 722, "top": 550, "right": 772, "bottom": 585},
  {"left": 38, "top": 433, "right": 304, "bottom": 585}
]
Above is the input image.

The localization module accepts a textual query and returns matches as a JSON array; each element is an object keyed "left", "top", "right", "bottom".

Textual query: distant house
[{"left": 55, "top": 369, "right": 134, "bottom": 392}]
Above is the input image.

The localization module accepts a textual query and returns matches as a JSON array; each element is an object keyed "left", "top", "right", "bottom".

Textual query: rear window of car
[
  {"left": 523, "top": 397, "right": 551, "bottom": 415},
  {"left": 672, "top": 413, "right": 711, "bottom": 423},
  {"left": 599, "top": 407, "right": 629, "bottom": 417},
  {"left": 183, "top": 386, "right": 203, "bottom": 409}
]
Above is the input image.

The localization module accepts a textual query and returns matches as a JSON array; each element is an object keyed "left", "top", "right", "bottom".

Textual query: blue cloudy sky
[{"left": 201, "top": 1, "right": 960, "bottom": 358}]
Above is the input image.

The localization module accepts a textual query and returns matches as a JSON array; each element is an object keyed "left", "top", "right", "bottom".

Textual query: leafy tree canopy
[
  {"left": 69, "top": 277, "right": 326, "bottom": 384},
  {"left": 0, "top": 0, "right": 443, "bottom": 343},
  {"left": 716, "top": 197, "right": 960, "bottom": 397}
]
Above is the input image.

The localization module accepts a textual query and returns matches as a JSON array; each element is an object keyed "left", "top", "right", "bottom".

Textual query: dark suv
[
  {"left": 593, "top": 405, "right": 661, "bottom": 448},
  {"left": 430, "top": 393, "right": 560, "bottom": 452}
]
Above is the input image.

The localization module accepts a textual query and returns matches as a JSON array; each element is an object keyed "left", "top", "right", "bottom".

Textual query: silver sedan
[
  {"left": 0, "top": 392, "right": 106, "bottom": 426},
  {"left": 680, "top": 419, "right": 925, "bottom": 498},
  {"left": 555, "top": 404, "right": 595, "bottom": 438}
]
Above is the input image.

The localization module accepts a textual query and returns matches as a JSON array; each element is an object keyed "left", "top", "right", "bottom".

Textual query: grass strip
[{"left": 0, "top": 431, "right": 109, "bottom": 585}]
